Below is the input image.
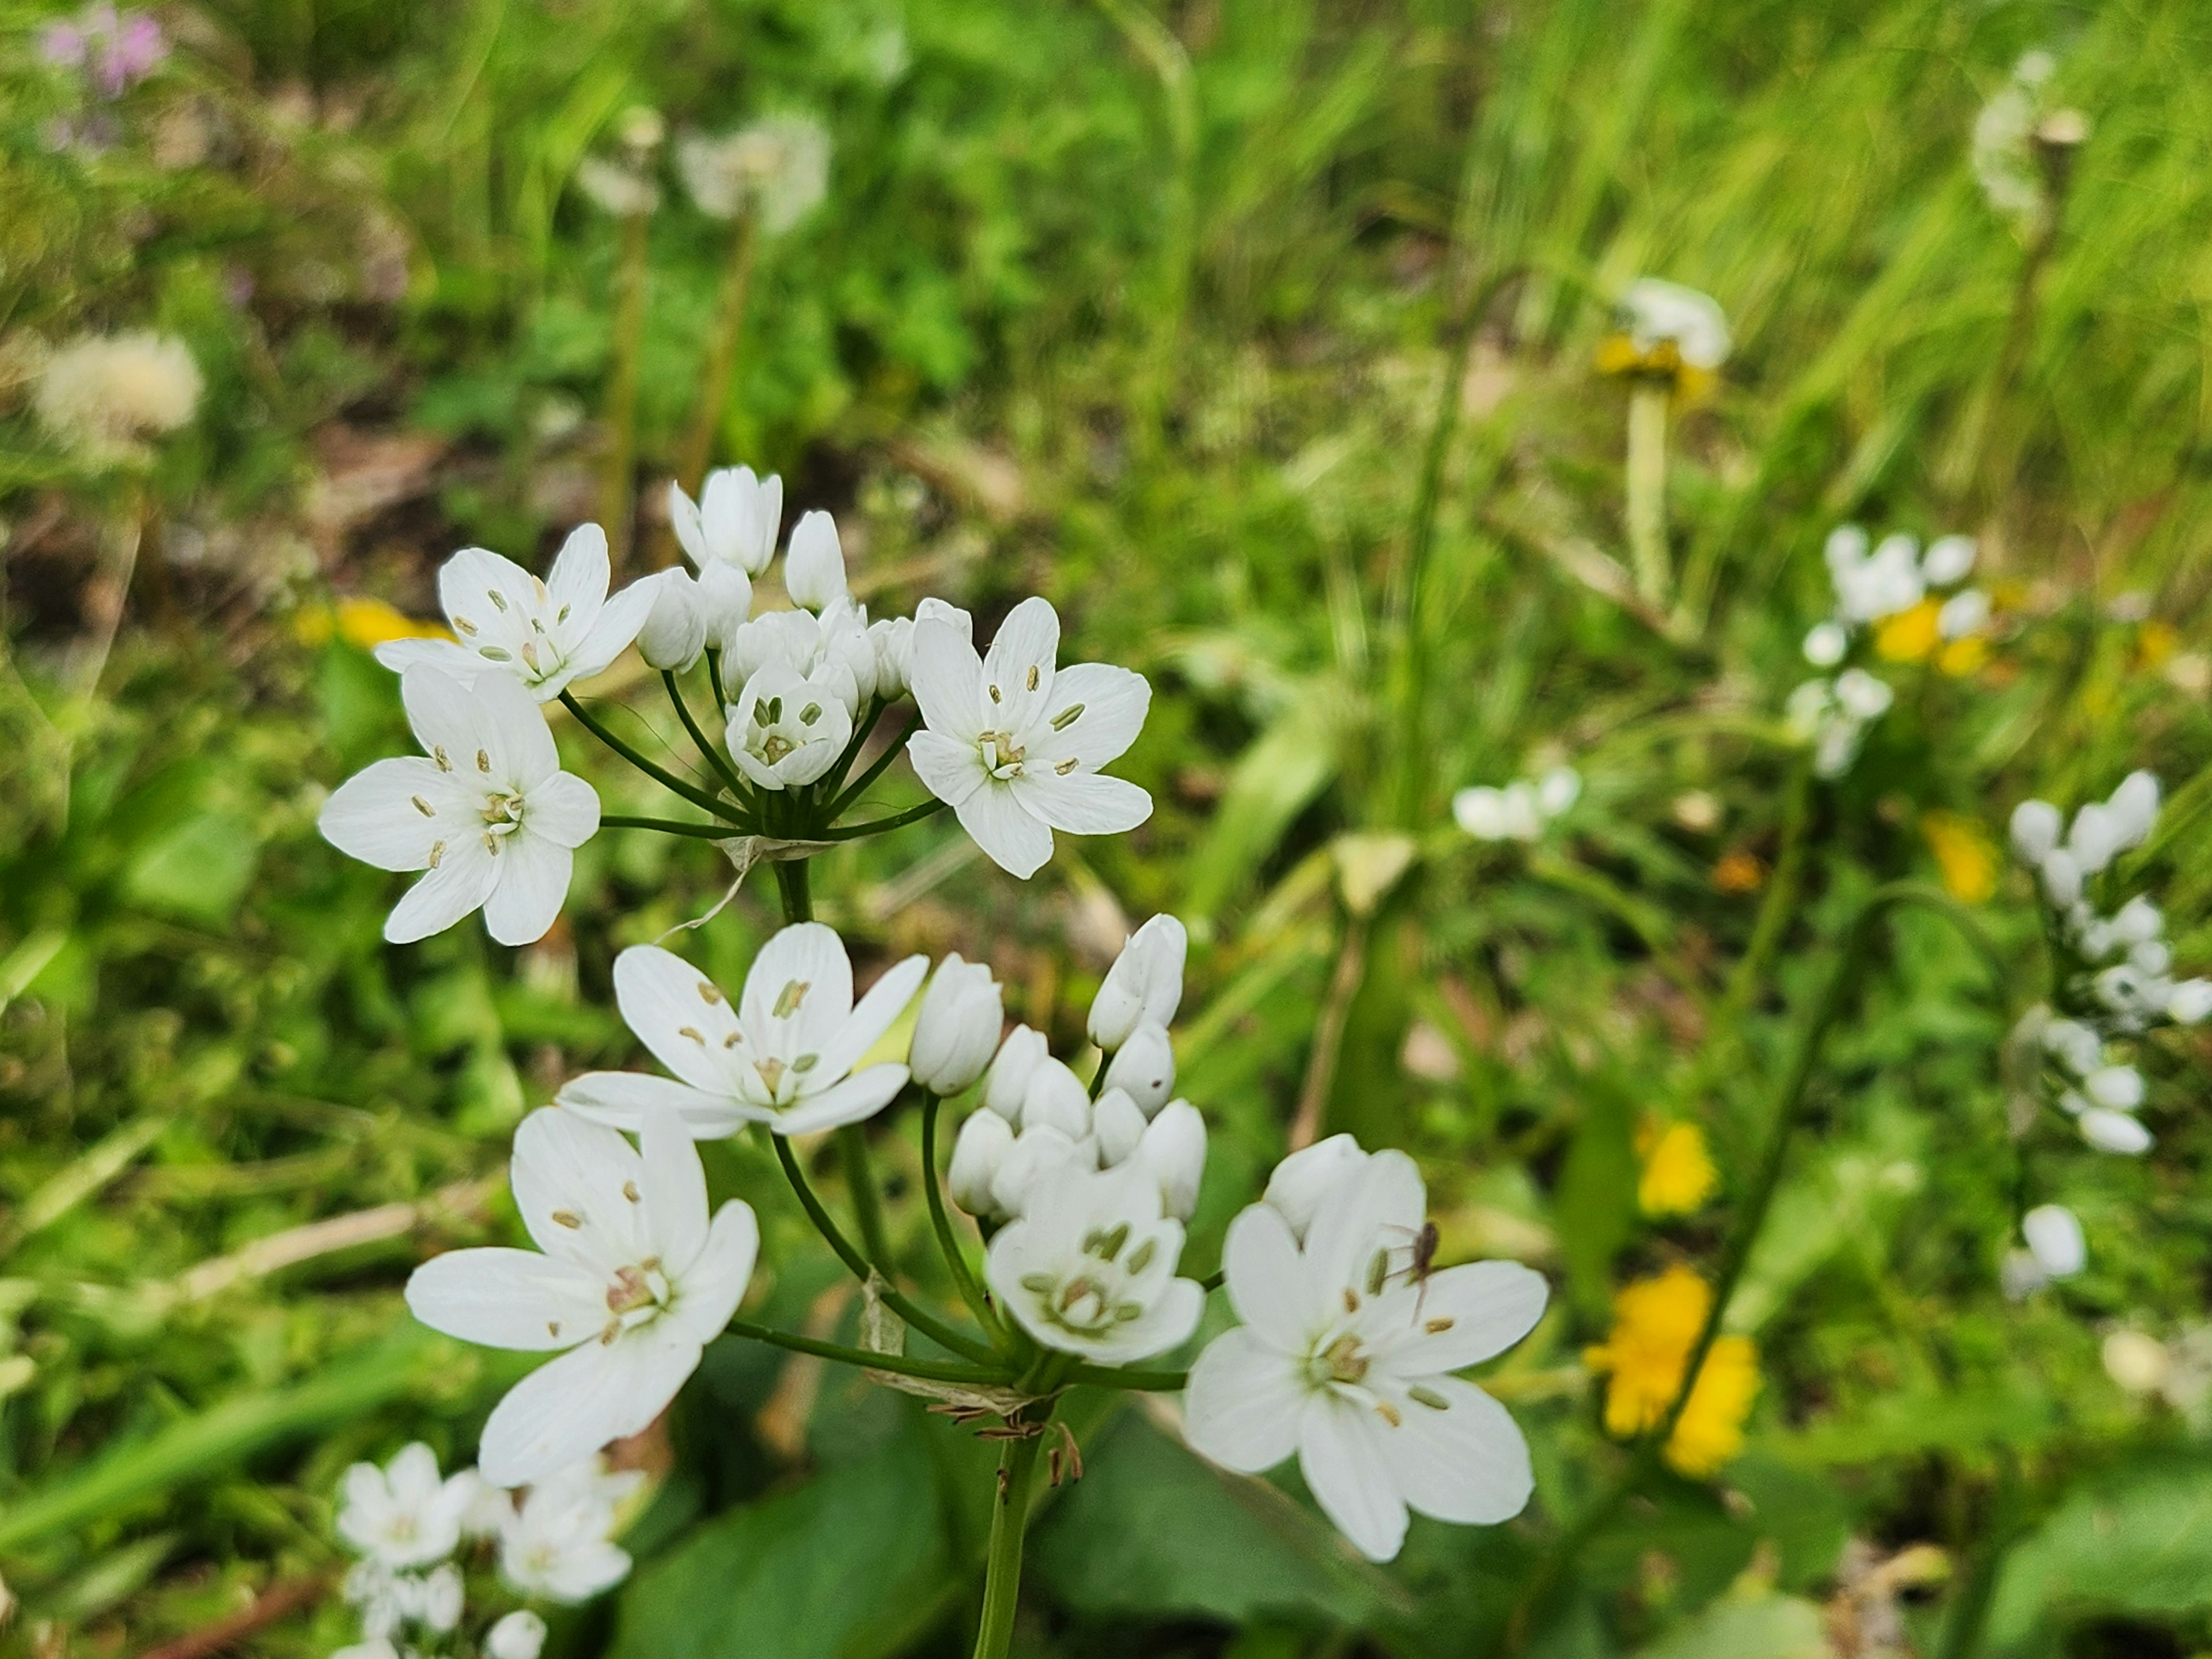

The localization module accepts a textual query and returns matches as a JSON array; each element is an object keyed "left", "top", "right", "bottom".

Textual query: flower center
[
  {"left": 1016, "top": 1225, "right": 1158, "bottom": 1338},
  {"left": 1308, "top": 1334, "right": 1370, "bottom": 1389},
  {"left": 978, "top": 729, "right": 1027, "bottom": 779},
  {"left": 480, "top": 790, "right": 525, "bottom": 832},
  {"left": 600, "top": 1259, "right": 671, "bottom": 1341}
]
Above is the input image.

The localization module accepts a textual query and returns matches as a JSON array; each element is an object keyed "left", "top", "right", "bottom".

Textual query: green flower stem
[
  {"left": 1936, "top": 1452, "right": 2021, "bottom": 1659},
  {"left": 840, "top": 1126, "right": 896, "bottom": 1273},
  {"left": 706, "top": 648, "right": 731, "bottom": 714},
  {"left": 772, "top": 854, "right": 813, "bottom": 922},
  {"left": 771, "top": 1135, "right": 998, "bottom": 1367},
  {"left": 663, "top": 670, "right": 747, "bottom": 798},
  {"left": 1625, "top": 380, "right": 1672, "bottom": 611},
  {"left": 922, "top": 1093, "right": 1005, "bottom": 1341},
  {"left": 559, "top": 691, "right": 738, "bottom": 821},
  {"left": 825, "top": 709, "right": 914, "bottom": 820},
  {"left": 723, "top": 1318, "right": 1006, "bottom": 1387},
  {"left": 821, "top": 797, "right": 949, "bottom": 841},
  {"left": 972, "top": 1420, "right": 1050, "bottom": 1659},
  {"left": 599, "top": 814, "right": 742, "bottom": 840}
]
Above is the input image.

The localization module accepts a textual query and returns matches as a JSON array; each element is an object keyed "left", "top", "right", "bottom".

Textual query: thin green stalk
[
  {"left": 772, "top": 855, "right": 813, "bottom": 921},
  {"left": 724, "top": 1317, "right": 1005, "bottom": 1387},
  {"left": 1936, "top": 1452, "right": 2020, "bottom": 1659},
  {"left": 1491, "top": 1452, "right": 1652, "bottom": 1657},
  {"left": 599, "top": 813, "right": 740, "bottom": 840},
  {"left": 1625, "top": 380, "right": 1671, "bottom": 611},
  {"left": 841, "top": 1126, "right": 896, "bottom": 1272},
  {"left": 771, "top": 1135, "right": 998, "bottom": 1366},
  {"left": 664, "top": 670, "right": 746, "bottom": 797},
  {"left": 825, "top": 710, "right": 914, "bottom": 819},
  {"left": 922, "top": 1093, "right": 1002, "bottom": 1338},
  {"left": 706, "top": 647, "right": 731, "bottom": 713},
  {"left": 560, "top": 691, "right": 737, "bottom": 820},
  {"left": 820, "top": 797, "right": 948, "bottom": 840},
  {"left": 972, "top": 1422, "right": 1048, "bottom": 1659}
]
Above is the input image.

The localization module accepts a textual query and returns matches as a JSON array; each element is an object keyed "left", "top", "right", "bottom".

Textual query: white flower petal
[
  {"left": 635, "top": 1106, "right": 710, "bottom": 1274},
  {"left": 385, "top": 840, "right": 496, "bottom": 942},
  {"left": 372, "top": 637, "right": 479, "bottom": 680},
  {"left": 980, "top": 596, "right": 1060, "bottom": 732},
  {"left": 567, "top": 574, "right": 659, "bottom": 686},
  {"left": 668, "top": 1200, "right": 757, "bottom": 1344},
  {"left": 405, "top": 1248, "right": 607, "bottom": 1351},
  {"left": 815, "top": 954, "right": 929, "bottom": 1082},
  {"left": 544, "top": 523, "right": 612, "bottom": 635},
  {"left": 482, "top": 836, "right": 573, "bottom": 946},
  {"left": 1015, "top": 769, "right": 1152, "bottom": 836},
  {"left": 910, "top": 618, "right": 985, "bottom": 741},
  {"left": 557, "top": 1073, "right": 748, "bottom": 1139},
  {"left": 1373, "top": 1374, "right": 1533, "bottom": 1526},
  {"left": 438, "top": 547, "right": 541, "bottom": 664},
  {"left": 320, "top": 757, "right": 461, "bottom": 870},
  {"left": 908, "top": 728, "right": 986, "bottom": 807},
  {"left": 1183, "top": 1325, "right": 1307, "bottom": 1473},
  {"left": 1369, "top": 1261, "right": 1550, "bottom": 1373},
  {"left": 1298, "top": 1399, "right": 1409, "bottom": 1563},
  {"left": 766, "top": 1066, "right": 910, "bottom": 1134},
  {"left": 740, "top": 923, "right": 855, "bottom": 1051},
  {"left": 509, "top": 1107, "right": 646, "bottom": 1266},
  {"left": 612, "top": 946, "right": 745, "bottom": 1094},
  {"left": 954, "top": 783, "right": 1056, "bottom": 878},
  {"left": 525, "top": 771, "right": 601, "bottom": 849},
  {"left": 1221, "top": 1201, "right": 1321, "bottom": 1350},
  {"left": 476, "top": 1324, "right": 703, "bottom": 1487},
  {"left": 1031, "top": 662, "right": 1150, "bottom": 768},
  {"left": 1304, "top": 1149, "right": 1426, "bottom": 1305}
]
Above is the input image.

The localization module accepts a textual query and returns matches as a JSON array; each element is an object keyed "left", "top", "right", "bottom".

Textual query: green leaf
[
  {"left": 122, "top": 810, "right": 260, "bottom": 926},
  {"left": 1553, "top": 1076, "right": 1637, "bottom": 1315},
  {"left": 606, "top": 1412, "right": 955, "bottom": 1659},
  {"left": 1635, "top": 1589, "right": 1828, "bottom": 1659},
  {"left": 1184, "top": 692, "right": 1343, "bottom": 919},
  {"left": 1985, "top": 1459, "right": 2212, "bottom": 1653}
]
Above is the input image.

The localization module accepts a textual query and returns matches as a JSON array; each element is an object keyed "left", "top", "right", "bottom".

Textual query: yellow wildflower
[
  {"left": 1921, "top": 811, "right": 1998, "bottom": 905},
  {"left": 1936, "top": 635, "right": 1989, "bottom": 677},
  {"left": 1873, "top": 598, "right": 1942, "bottom": 664},
  {"left": 1712, "top": 850, "right": 1764, "bottom": 894},
  {"left": 1584, "top": 1266, "right": 1759, "bottom": 1478},
  {"left": 295, "top": 596, "right": 449, "bottom": 651},
  {"left": 2137, "top": 620, "right": 2179, "bottom": 672},
  {"left": 1636, "top": 1119, "right": 1718, "bottom": 1218}
]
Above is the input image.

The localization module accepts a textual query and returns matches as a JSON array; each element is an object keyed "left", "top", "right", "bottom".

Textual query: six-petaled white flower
[
  {"left": 336, "top": 1442, "right": 475, "bottom": 1570},
  {"left": 376, "top": 524, "right": 656, "bottom": 701},
  {"left": 404, "top": 1107, "right": 757, "bottom": 1486},
  {"left": 985, "top": 1162, "right": 1205, "bottom": 1365},
  {"left": 1184, "top": 1146, "right": 1547, "bottom": 1563},
  {"left": 908, "top": 596, "right": 1152, "bottom": 878},
  {"left": 559, "top": 926, "right": 927, "bottom": 1139},
  {"left": 319, "top": 666, "right": 600, "bottom": 945},
  {"left": 497, "top": 1455, "right": 644, "bottom": 1603},
  {"left": 727, "top": 663, "right": 854, "bottom": 789}
]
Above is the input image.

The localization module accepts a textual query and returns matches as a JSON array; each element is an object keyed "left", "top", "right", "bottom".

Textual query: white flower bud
[
  {"left": 636, "top": 569, "right": 708, "bottom": 671},
  {"left": 1922, "top": 534, "right": 1978, "bottom": 585},
  {"left": 815, "top": 597, "right": 878, "bottom": 710},
  {"left": 1088, "top": 914, "right": 1188, "bottom": 1051},
  {"left": 2009, "top": 800, "right": 2062, "bottom": 864},
  {"left": 2084, "top": 1065, "right": 2145, "bottom": 1111},
  {"left": 2104, "top": 1330, "right": 2173, "bottom": 1396},
  {"left": 2067, "top": 802, "right": 2123, "bottom": 874},
  {"left": 1453, "top": 786, "right": 1510, "bottom": 840},
  {"left": 1834, "top": 668, "right": 1893, "bottom": 721},
  {"left": 1020, "top": 1056, "right": 1092, "bottom": 1139},
  {"left": 1535, "top": 766, "right": 1582, "bottom": 820},
  {"left": 947, "top": 1109, "right": 1013, "bottom": 1215},
  {"left": 696, "top": 560, "right": 754, "bottom": 653},
  {"left": 2022, "top": 1203, "right": 2085, "bottom": 1279},
  {"left": 1937, "top": 588, "right": 1990, "bottom": 640},
  {"left": 422, "top": 1565, "right": 464, "bottom": 1634},
  {"left": 981, "top": 1025, "right": 1048, "bottom": 1123},
  {"left": 1802, "top": 622, "right": 1848, "bottom": 667},
  {"left": 915, "top": 595, "right": 973, "bottom": 645},
  {"left": 909, "top": 955, "right": 1003, "bottom": 1095},
  {"left": 1784, "top": 679, "right": 1834, "bottom": 741},
  {"left": 1101, "top": 1019, "right": 1175, "bottom": 1116},
  {"left": 2040, "top": 1018, "right": 2102, "bottom": 1076},
  {"left": 1824, "top": 524, "right": 1869, "bottom": 574},
  {"left": 2080, "top": 1107, "right": 2152, "bottom": 1156},
  {"left": 1263, "top": 1133, "right": 1368, "bottom": 1243},
  {"left": 2108, "top": 770, "right": 2161, "bottom": 849},
  {"left": 784, "top": 509, "right": 847, "bottom": 611},
  {"left": 1134, "top": 1099, "right": 1206, "bottom": 1222},
  {"left": 1813, "top": 717, "right": 1862, "bottom": 779},
  {"left": 2094, "top": 964, "right": 2146, "bottom": 1016},
  {"left": 1999, "top": 1248, "right": 2047, "bottom": 1302},
  {"left": 2057, "top": 1089, "right": 2089, "bottom": 1117},
  {"left": 1092, "top": 1087, "right": 1147, "bottom": 1166},
  {"left": 1497, "top": 782, "right": 1544, "bottom": 840},
  {"left": 2112, "top": 895, "right": 2164, "bottom": 946},
  {"left": 989, "top": 1124, "right": 1093, "bottom": 1219},
  {"left": 2040, "top": 849, "right": 2082, "bottom": 908},
  {"left": 2133, "top": 940, "right": 2173, "bottom": 978},
  {"left": 2076, "top": 919, "right": 2116, "bottom": 961},
  {"left": 869, "top": 616, "right": 914, "bottom": 698},
  {"left": 487, "top": 1611, "right": 548, "bottom": 1659},
  {"left": 2166, "top": 979, "right": 2212, "bottom": 1024}
]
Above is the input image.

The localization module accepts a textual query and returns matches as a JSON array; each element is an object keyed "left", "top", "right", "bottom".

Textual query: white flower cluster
[
  {"left": 1183, "top": 1135, "right": 1548, "bottom": 1562},
  {"left": 1787, "top": 525, "right": 1985, "bottom": 777},
  {"left": 2010, "top": 774, "right": 2210, "bottom": 1157},
  {"left": 331, "top": 1442, "right": 639, "bottom": 1659},
  {"left": 1452, "top": 767, "right": 1580, "bottom": 843}
]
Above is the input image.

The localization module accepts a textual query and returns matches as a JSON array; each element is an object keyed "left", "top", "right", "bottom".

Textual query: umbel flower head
[
  {"left": 33, "top": 329, "right": 200, "bottom": 461},
  {"left": 1582, "top": 1264, "right": 1759, "bottom": 1478},
  {"left": 374, "top": 524, "right": 658, "bottom": 702},
  {"left": 908, "top": 596, "right": 1153, "bottom": 878},
  {"left": 1183, "top": 1145, "right": 1547, "bottom": 1563},
  {"left": 317, "top": 666, "right": 600, "bottom": 946},
  {"left": 404, "top": 1107, "right": 757, "bottom": 1485},
  {"left": 986, "top": 1162, "right": 1205, "bottom": 1364},
  {"left": 559, "top": 925, "right": 927, "bottom": 1139}
]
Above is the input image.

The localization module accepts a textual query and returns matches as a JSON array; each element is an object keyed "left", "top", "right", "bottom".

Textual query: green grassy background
[{"left": 3, "top": 0, "right": 2212, "bottom": 1653}]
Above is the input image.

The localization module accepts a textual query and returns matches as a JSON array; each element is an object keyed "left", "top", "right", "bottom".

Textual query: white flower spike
[
  {"left": 376, "top": 524, "right": 657, "bottom": 702},
  {"left": 984, "top": 1162, "right": 1205, "bottom": 1364},
  {"left": 319, "top": 666, "right": 600, "bottom": 946},
  {"left": 404, "top": 1108, "right": 757, "bottom": 1486},
  {"left": 1184, "top": 1147, "right": 1547, "bottom": 1563},
  {"left": 335, "top": 1442, "right": 474, "bottom": 1569},
  {"left": 560, "top": 926, "right": 927, "bottom": 1139},
  {"left": 908, "top": 596, "right": 1152, "bottom": 879}
]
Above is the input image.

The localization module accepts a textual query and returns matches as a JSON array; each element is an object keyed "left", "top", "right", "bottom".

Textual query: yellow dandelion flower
[
  {"left": 1584, "top": 1265, "right": 1759, "bottom": 1478},
  {"left": 1921, "top": 811, "right": 1998, "bottom": 905},
  {"left": 1873, "top": 598, "right": 1942, "bottom": 664},
  {"left": 1636, "top": 1119, "right": 1718, "bottom": 1218},
  {"left": 1936, "top": 635, "right": 1990, "bottom": 677},
  {"left": 295, "top": 596, "right": 449, "bottom": 651}
]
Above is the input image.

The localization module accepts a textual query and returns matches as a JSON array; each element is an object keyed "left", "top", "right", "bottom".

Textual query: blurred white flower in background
[
  {"left": 1615, "top": 279, "right": 1731, "bottom": 371},
  {"left": 33, "top": 329, "right": 201, "bottom": 461},
  {"left": 1453, "top": 767, "right": 1579, "bottom": 842},
  {"left": 336, "top": 1443, "right": 476, "bottom": 1570},
  {"left": 679, "top": 113, "right": 832, "bottom": 233}
]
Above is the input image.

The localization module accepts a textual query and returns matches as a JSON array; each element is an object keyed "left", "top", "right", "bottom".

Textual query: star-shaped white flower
[
  {"left": 404, "top": 1108, "right": 757, "bottom": 1486},
  {"left": 376, "top": 524, "right": 657, "bottom": 702},
  {"left": 336, "top": 1442, "right": 475, "bottom": 1569},
  {"left": 908, "top": 596, "right": 1152, "bottom": 879},
  {"left": 1183, "top": 1148, "right": 1547, "bottom": 1563},
  {"left": 319, "top": 666, "right": 600, "bottom": 945},
  {"left": 497, "top": 1456, "right": 643, "bottom": 1603},
  {"left": 558, "top": 925, "right": 928, "bottom": 1138},
  {"left": 984, "top": 1162, "right": 1204, "bottom": 1365},
  {"left": 726, "top": 663, "right": 854, "bottom": 789}
]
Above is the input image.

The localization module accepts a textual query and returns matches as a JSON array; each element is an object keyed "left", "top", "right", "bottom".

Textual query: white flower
[
  {"left": 2067, "top": 803, "right": 2124, "bottom": 874},
  {"left": 487, "top": 1611, "right": 548, "bottom": 1659},
  {"left": 981, "top": 1024, "right": 1050, "bottom": 1120},
  {"left": 496, "top": 1455, "right": 644, "bottom": 1603},
  {"left": 1262, "top": 1134, "right": 1370, "bottom": 1243},
  {"left": 404, "top": 1108, "right": 757, "bottom": 1486},
  {"left": 1830, "top": 533, "right": 1924, "bottom": 624},
  {"left": 1834, "top": 668, "right": 1894, "bottom": 721},
  {"left": 374, "top": 525, "right": 657, "bottom": 702},
  {"left": 1452, "top": 785, "right": 1539, "bottom": 842},
  {"left": 984, "top": 1162, "right": 1204, "bottom": 1364},
  {"left": 2108, "top": 770, "right": 2162, "bottom": 848},
  {"left": 336, "top": 1443, "right": 474, "bottom": 1569},
  {"left": 869, "top": 617, "right": 915, "bottom": 699},
  {"left": 988, "top": 1124, "right": 1097, "bottom": 1220},
  {"left": 2040, "top": 1017, "right": 2102, "bottom": 1076},
  {"left": 1618, "top": 279, "right": 1730, "bottom": 370},
  {"left": 1922, "top": 535, "right": 1979, "bottom": 585},
  {"left": 636, "top": 569, "right": 709, "bottom": 672},
  {"left": 1130, "top": 1099, "right": 1206, "bottom": 1222},
  {"left": 908, "top": 596, "right": 1152, "bottom": 879},
  {"left": 1088, "top": 914, "right": 1188, "bottom": 1051},
  {"left": 1101, "top": 1019, "right": 1175, "bottom": 1115},
  {"left": 1092, "top": 1087, "right": 1147, "bottom": 1165},
  {"left": 2080, "top": 1108, "right": 2152, "bottom": 1156},
  {"left": 1802, "top": 622, "right": 1848, "bottom": 668},
  {"left": 673, "top": 467, "right": 781, "bottom": 576},
  {"left": 2040, "top": 849, "right": 2084, "bottom": 908},
  {"left": 342, "top": 1559, "right": 406, "bottom": 1638},
  {"left": 575, "top": 155, "right": 659, "bottom": 217},
  {"left": 2022, "top": 1204, "right": 2086, "bottom": 1279},
  {"left": 677, "top": 115, "right": 830, "bottom": 233},
  {"left": 726, "top": 663, "right": 853, "bottom": 789},
  {"left": 1535, "top": 767, "right": 1582, "bottom": 819},
  {"left": 2168, "top": 980, "right": 2212, "bottom": 1024},
  {"left": 560, "top": 927, "right": 926, "bottom": 1138},
  {"left": 947, "top": 1108, "right": 1014, "bottom": 1213},
  {"left": 1937, "top": 589, "right": 1991, "bottom": 640},
  {"left": 728, "top": 597, "right": 878, "bottom": 715},
  {"left": 420, "top": 1563, "right": 464, "bottom": 1633},
  {"left": 1184, "top": 1149, "right": 1546, "bottom": 1562},
  {"left": 33, "top": 329, "right": 202, "bottom": 460},
  {"left": 319, "top": 667, "right": 600, "bottom": 946},
  {"left": 2010, "top": 800, "right": 2062, "bottom": 864},
  {"left": 2112, "top": 896, "right": 2164, "bottom": 945},
  {"left": 909, "top": 954, "right": 1004, "bottom": 1095},
  {"left": 2083, "top": 1065, "right": 2144, "bottom": 1112},
  {"left": 1017, "top": 1056, "right": 1093, "bottom": 1139},
  {"left": 783, "top": 510, "right": 849, "bottom": 611}
]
